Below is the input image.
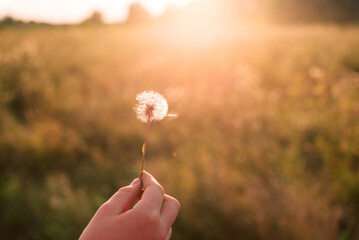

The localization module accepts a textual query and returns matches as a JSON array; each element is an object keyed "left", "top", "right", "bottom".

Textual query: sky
[{"left": 0, "top": 0, "right": 192, "bottom": 23}]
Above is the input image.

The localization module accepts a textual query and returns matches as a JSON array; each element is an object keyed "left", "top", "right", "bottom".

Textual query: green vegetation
[{"left": 0, "top": 24, "right": 359, "bottom": 239}]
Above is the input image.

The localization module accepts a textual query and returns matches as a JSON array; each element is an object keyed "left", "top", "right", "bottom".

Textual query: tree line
[{"left": 1, "top": 0, "right": 358, "bottom": 28}]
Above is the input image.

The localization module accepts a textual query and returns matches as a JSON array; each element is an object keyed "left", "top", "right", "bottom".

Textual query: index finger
[{"left": 134, "top": 171, "right": 164, "bottom": 213}]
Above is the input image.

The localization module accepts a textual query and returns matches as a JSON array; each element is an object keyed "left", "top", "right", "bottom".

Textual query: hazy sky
[{"left": 0, "top": 0, "right": 192, "bottom": 23}]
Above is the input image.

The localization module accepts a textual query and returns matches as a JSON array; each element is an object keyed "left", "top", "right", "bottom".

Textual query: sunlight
[
  {"left": 140, "top": 0, "right": 193, "bottom": 16},
  {"left": 0, "top": 0, "right": 14, "bottom": 7},
  {"left": 0, "top": 0, "right": 194, "bottom": 23},
  {"left": 157, "top": 0, "right": 245, "bottom": 46}
]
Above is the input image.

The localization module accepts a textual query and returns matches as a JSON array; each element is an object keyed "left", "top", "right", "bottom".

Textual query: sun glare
[
  {"left": 140, "top": 0, "right": 193, "bottom": 16},
  {"left": 0, "top": 0, "right": 194, "bottom": 23}
]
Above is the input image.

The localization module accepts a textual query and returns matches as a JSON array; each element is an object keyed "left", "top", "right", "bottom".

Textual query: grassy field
[{"left": 1, "top": 23, "right": 359, "bottom": 239}]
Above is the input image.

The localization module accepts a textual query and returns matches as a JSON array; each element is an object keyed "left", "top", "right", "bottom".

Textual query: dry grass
[{"left": 0, "top": 24, "right": 359, "bottom": 239}]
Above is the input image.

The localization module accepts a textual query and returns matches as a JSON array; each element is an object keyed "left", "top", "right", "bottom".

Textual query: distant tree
[
  {"left": 81, "top": 11, "right": 104, "bottom": 25},
  {"left": 0, "top": 16, "right": 52, "bottom": 29},
  {"left": 0, "top": 16, "right": 20, "bottom": 27},
  {"left": 126, "top": 3, "right": 152, "bottom": 24},
  {"left": 265, "top": 0, "right": 359, "bottom": 22},
  {"left": 1, "top": 16, "right": 15, "bottom": 25},
  {"left": 163, "top": 0, "right": 359, "bottom": 24}
]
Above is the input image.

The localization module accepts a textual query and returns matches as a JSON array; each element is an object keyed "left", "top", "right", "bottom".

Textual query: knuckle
[
  {"left": 99, "top": 201, "right": 114, "bottom": 213},
  {"left": 172, "top": 198, "right": 181, "bottom": 211},
  {"left": 118, "top": 186, "right": 132, "bottom": 193},
  {"left": 143, "top": 210, "right": 160, "bottom": 225},
  {"left": 154, "top": 184, "right": 165, "bottom": 195},
  {"left": 148, "top": 184, "right": 165, "bottom": 196},
  {"left": 166, "top": 195, "right": 180, "bottom": 211}
]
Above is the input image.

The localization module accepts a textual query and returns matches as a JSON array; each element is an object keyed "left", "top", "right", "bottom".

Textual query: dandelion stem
[{"left": 139, "top": 116, "right": 151, "bottom": 185}]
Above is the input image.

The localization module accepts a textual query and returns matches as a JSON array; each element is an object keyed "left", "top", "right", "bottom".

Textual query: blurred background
[{"left": 1, "top": 0, "right": 359, "bottom": 239}]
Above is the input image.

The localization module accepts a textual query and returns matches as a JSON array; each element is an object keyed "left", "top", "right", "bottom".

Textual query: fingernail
[{"left": 130, "top": 178, "right": 140, "bottom": 187}]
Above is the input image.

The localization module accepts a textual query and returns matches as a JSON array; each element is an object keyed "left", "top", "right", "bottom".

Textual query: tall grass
[{"left": 0, "top": 24, "right": 359, "bottom": 239}]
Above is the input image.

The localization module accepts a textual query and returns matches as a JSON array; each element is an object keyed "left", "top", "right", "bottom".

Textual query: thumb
[{"left": 102, "top": 178, "right": 142, "bottom": 215}]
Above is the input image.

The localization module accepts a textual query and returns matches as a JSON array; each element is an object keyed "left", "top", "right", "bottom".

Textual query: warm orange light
[
  {"left": 140, "top": 0, "right": 193, "bottom": 16},
  {"left": 0, "top": 0, "right": 194, "bottom": 23}
]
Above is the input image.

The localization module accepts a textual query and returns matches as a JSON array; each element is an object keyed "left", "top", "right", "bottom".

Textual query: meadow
[{"left": 0, "top": 23, "right": 359, "bottom": 239}]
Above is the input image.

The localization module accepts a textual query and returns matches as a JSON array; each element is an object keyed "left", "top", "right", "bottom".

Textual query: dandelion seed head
[{"left": 135, "top": 91, "right": 169, "bottom": 123}]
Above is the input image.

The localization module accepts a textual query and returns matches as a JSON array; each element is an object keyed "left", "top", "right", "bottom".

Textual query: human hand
[{"left": 79, "top": 171, "right": 180, "bottom": 240}]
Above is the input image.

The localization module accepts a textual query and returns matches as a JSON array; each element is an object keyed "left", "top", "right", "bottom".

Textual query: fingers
[
  {"left": 135, "top": 171, "right": 165, "bottom": 212},
  {"left": 101, "top": 178, "right": 142, "bottom": 215},
  {"left": 165, "top": 227, "right": 172, "bottom": 240},
  {"left": 132, "top": 171, "right": 180, "bottom": 239},
  {"left": 160, "top": 194, "right": 180, "bottom": 229}
]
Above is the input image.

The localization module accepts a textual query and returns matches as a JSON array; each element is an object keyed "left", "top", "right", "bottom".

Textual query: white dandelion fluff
[
  {"left": 134, "top": 91, "right": 169, "bottom": 123},
  {"left": 134, "top": 90, "right": 177, "bottom": 183}
]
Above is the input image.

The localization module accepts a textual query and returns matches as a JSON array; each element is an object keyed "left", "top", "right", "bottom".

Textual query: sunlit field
[{"left": 1, "top": 23, "right": 359, "bottom": 239}]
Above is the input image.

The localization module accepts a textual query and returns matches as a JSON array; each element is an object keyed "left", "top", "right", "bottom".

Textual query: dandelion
[
  {"left": 135, "top": 91, "right": 169, "bottom": 122},
  {"left": 134, "top": 90, "right": 177, "bottom": 183}
]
